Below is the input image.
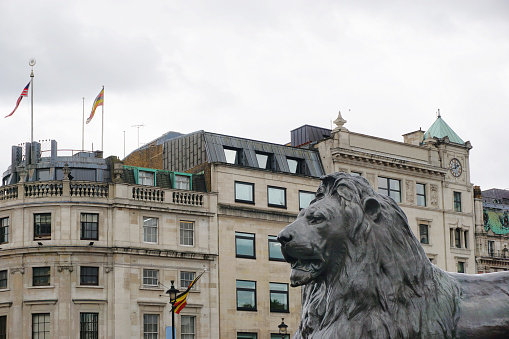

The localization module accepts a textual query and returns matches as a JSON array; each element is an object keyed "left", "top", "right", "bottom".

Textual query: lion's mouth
[{"left": 283, "top": 250, "right": 326, "bottom": 287}]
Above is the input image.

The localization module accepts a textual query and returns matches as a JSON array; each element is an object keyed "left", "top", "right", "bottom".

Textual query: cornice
[{"left": 331, "top": 147, "right": 447, "bottom": 177}]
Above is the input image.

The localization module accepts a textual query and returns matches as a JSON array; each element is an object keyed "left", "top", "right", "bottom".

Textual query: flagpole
[
  {"left": 101, "top": 86, "right": 104, "bottom": 151},
  {"left": 30, "top": 66, "right": 34, "bottom": 145},
  {"left": 82, "top": 97, "right": 85, "bottom": 151}
]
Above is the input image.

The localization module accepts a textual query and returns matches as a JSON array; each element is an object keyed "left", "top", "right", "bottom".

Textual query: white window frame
[
  {"left": 180, "top": 221, "right": 195, "bottom": 246},
  {"left": 181, "top": 315, "right": 196, "bottom": 339},
  {"left": 143, "top": 217, "right": 158, "bottom": 244},
  {"left": 143, "top": 314, "right": 159, "bottom": 338},
  {"left": 175, "top": 175, "right": 191, "bottom": 190},
  {"left": 143, "top": 269, "right": 159, "bottom": 287},
  {"left": 139, "top": 170, "right": 155, "bottom": 186}
]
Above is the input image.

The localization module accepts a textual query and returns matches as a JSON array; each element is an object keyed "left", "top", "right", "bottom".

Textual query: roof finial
[
  {"left": 333, "top": 110, "right": 347, "bottom": 132},
  {"left": 437, "top": 108, "right": 441, "bottom": 118}
]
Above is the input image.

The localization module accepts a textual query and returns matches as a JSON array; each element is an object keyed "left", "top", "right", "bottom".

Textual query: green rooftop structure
[{"left": 423, "top": 112, "right": 465, "bottom": 145}]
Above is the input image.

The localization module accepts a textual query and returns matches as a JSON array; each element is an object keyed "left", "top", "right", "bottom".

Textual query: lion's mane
[{"left": 295, "top": 173, "right": 461, "bottom": 338}]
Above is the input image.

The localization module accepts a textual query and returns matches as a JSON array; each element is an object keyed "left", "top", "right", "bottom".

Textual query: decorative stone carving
[
  {"left": 278, "top": 172, "right": 509, "bottom": 338},
  {"left": 405, "top": 180, "right": 414, "bottom": 203},
  {"left": 105, "top": 267, "right": 114, "bottom": 273},
  {"left": 63, "top": 163, "right": 71, "bottom": 180},
  {"left": 10, "top": 267, "right": 25, "bottom": 274},
  {"left": 57, "top": 265, "right": 74, "bottom": 273},
  {"left": 430, "top": 184, "right": 439, "bottom": 207},
  {"left": 333, "top": 111, "right": 347, "bottom": 132}
]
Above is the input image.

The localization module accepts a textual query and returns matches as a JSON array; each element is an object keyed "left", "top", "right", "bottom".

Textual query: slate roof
[{"left": 423, "top": 115, "right": 464, "bottom": 144}]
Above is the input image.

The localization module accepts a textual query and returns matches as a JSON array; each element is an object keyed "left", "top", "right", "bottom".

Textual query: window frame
[
  {"left": 143, "top": 314, "right": 159, "bottom": 339},
  {"left": 80, "top": 266, "right": 99, "bottom": 286},
  {"left": 416, "top": 183, "right": 426, "bottom": 207},
  {"left": 143, "top": 216, "right": 159, "bottom": 244},
  {"left": 180, "top": 271, "right": 196, "bottom": 290},
  {"left": 235, "top": 232, "right": 256, "bottom": 259},
  {"left": 32, "top": 313, "right": 50, "bottom": 338},
  {"left": 299, "top": 190, "right": 315, "bottom": 210},
  {"left": 0, "top": 315, "right": 6, "bottom": 339},
  {"left": 179, "top": 220, "right": 195, "bottom": 246},
  {"left": 378, "top": 177, "right": 401, "bottom": 203},
  {"left": 419, "top": 224, "right": 429, "bottom": 245},
  {"left": 235, "top": 181, "right": 255, "bottom": 204},
  {"left": 255, "top": 152, "right": 273, "bottom": 170},
  {"left": 236, "top": 280, "right": 257, "bottom": 311},
  {"left": 267, "top": 186, "right": 287, "bottom": 209},
  {"left": 32, "top": 267, "right": 51, "bottom": 287},
  {"left": 80, "top": 213, "right": 99, "bottom": 241},
  {"left": 34, "top": 213, "right": 51, "bottom": 240},
  {"left": 488, "top": 240, "right": 495, "bottom": 257},
  {"left": 138, "top": 170, "right": 155, "bottom": 186},
  {"left": 181, "top": 315, "right": 196, "bottom": 339},
  {"left": 174, "top": 173, "right": 192, "bottom": 190},
  {"left": 454, "top": 192, "right": 462, "bottom": 212},
  {"left": 269, "top": 282, "right": 289, "bottom": 313},
  {"left": 237, "top": 333, "right": 258, "bottom": 339},
  {"left": 286, "top": 157, "right": 303, "bottom": 174},
  {"left": 224, "top": 146, "right": 243, "bottom": 165},
  {"left": 0, "top": 270, "right": 7, "bottom": 289},
  {"left": 268, "top": 235, "right": 285, "bottom": 261},
  {"left": 80, "top": 312, "right": 99, "bottom": 339},
  {"left": 457, "top": 261, "right": 465, "bottom": 273},
  {"left": 0, "top": 217, "right": 9, "bottom": 244},
  {"left": 142, "top": 269, "right": 159, "bottom": 287}
]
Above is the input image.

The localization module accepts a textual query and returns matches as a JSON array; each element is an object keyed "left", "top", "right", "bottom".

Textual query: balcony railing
[
  {"left": 480, "top": 250, "right": 509, "bottom": 259},
  {"left": 0, "top": 181, "right": 207, "bottom": 208}
]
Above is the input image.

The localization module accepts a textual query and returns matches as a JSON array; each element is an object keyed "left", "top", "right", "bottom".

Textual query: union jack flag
[{"left": 5, "top": 82, "right": 30, "bottom": 118}]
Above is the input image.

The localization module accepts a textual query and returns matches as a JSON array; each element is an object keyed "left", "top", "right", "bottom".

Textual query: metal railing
[{"left": 481, "top": 250, "right": 509, "bottom": 259}]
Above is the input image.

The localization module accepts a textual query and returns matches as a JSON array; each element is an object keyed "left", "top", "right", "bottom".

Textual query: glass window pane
[
  {"left": 389, "top": 179, "right": 400, "bottom": 190},
  {"left": 256, "top": 153, "right": 268, "bottom": 169},
  {"left": 236, "top": 238, "right": 254, "bottom": 257},
  {"left": 175, "top": 175, "right": 190, "bottom": 190},
  {"left": 416, "top": 183, "right": 425, "bottom": 195},
  {"left": 139, "top": 171, "right": 155, "bottom": 186},
  {"left": 237, "top": 290, "right": 255, "bottom": 308},
  {"left": 378, "top": 178, "right": 388, "bottom": 189},
  {"left": 287, "top": 158, "right": 299, "bottom": 173},
  {"left": 299, "top": 191, "right": 314, "bottom": 209},
  {"left": 237, "top": 280, "right": 255, "bottom": 289},
  {"left": 268, "top": 187, "right": 285, "bottom": 207},
  {"left": 235, "top": 182, "right": 254, "bottom": 202},
  {"left": 390, "top": 190, "right": 401, "bottom": 203},
  {"left": 224, "top": 148, "right": 239, "bottom": 164},
  {"left": 238, "top": 334, "right": 257, "bottom": 339},
  {"left": 268, "top": 236, "right": 284, "bottom": 260}
]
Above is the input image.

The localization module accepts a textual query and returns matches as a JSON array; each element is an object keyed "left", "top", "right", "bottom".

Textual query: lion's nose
[{"left": 278, "top": 230, "right": 292, "bottom": 247}]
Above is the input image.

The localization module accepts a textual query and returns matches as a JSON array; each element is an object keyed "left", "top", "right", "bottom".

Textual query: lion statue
[{"left": 278, "top": 172, "right": 509, "bottom": 338}]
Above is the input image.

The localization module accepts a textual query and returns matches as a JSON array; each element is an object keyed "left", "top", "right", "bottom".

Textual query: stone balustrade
[{"left": 0, "top": 180, "right": 207, "bottom": 208}]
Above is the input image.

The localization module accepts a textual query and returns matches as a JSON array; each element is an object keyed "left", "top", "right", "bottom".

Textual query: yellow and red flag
[
  {"left": 172, "top": 271, "right": 205, "bottom": 314},
  {"left": 86, "top": 87, "right": 104, "bottom": 124}
]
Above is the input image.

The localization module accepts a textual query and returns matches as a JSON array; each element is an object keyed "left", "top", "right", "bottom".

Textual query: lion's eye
[{"left": 307, "top": 212, "right": 325, "bottom": 224}]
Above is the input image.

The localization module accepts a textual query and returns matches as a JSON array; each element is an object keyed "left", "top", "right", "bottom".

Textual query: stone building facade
[
  {"left": 315, "top": 112, "right": 476, "bottom": 273},
  {"left": 0, "top": 141, "right": 219, "bottom": 338},
  {"left": 475, "top": 188, "right": 509, "bottom": 273}
]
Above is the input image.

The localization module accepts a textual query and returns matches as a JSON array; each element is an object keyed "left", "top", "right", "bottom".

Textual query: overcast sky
[{"left": 1, "top": 0, "right": 508, "bottom": 189}]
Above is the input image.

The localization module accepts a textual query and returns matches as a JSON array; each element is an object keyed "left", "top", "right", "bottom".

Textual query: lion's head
[{"left": 278, "top": 172, "right": 460, "bottom": 338}]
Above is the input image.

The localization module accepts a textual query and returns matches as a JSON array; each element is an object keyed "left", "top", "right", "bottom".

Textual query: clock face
[{"left": 449, "top": 158, "right": 462, "bottom": 177}]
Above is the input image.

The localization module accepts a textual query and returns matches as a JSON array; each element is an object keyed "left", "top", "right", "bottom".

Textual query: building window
[
  {"left": 235, "top": 232, "right": 255, "bottom": 259},
  {"left": 32, "top": 313, "right": 50, "bottom": 338},
  {"left": 180, "top": 221, "right": 194, "bottom": 246},
  {"left": 255, "top": 152, "right": 272, "bottom": 170},
  {"left": 464, "top": 231, "right": 469, "bottom": 249},
  {"left": 235, "top": 181, "right": 255, "bottom": 204},
  {"left": 416, "top": 183, "right": 426, "bottom": 206},
  {"left": 454, "top": 228, "right": 461, "bottom": 248},
  {"left": 419, "top": 224, "right": 429, "bottom": 244},
  {"left": 143, "top": 269, "right": 159, "bottom": 287},
  {"left": 224, "top": 147, "right": 243, "bottom": 165},
  {"left": 488, "top": 240, "right": 495, "bottom": 257},
  {"left": 268, "top": 235, "right": 285, "bottom": 261},
  {"left": 175, "top": 175, "right": 191, "bottom": 190},
  {"left": 267, "top": 186, "right": 286, "bottom": 208},
  {"left": 143, "top": 314, "right": 159, "bottom": 339},
  {"left": 238, "top": 334, "right": 257, "bottom": 339},
  {"left": 80, "top": 313, "right": 98, "bottom": 339},
  {"left": 181, "top": 315, "right": 196, "bottom": 339},
  {"left": 350, "top": 171, "right": 362, "bottom": 177},
  {"left": 286, "top": 157, "right": 303, "bottom": 174},
  {"left": 80, "top": 266, "right": 99, "bottom": 286},
  {"left": 0, "top": 270, "right": 7, "bottom": 289},
  {"left": 454, "top": 192, "right": 462, "bottom": 212},
  {"left": 299, "top": 191, "right": 315, "bottom": 210},
  {"left": 457, "top": 261, "right": 465, "bottom": 273},
  {"left": 180, "top": 271, "right": 196, "bottom": 290},
  {"left": 37, "top": 169, "right": 51, "bottom": 181},
  {"left": 139, "top": 170, "right": 155, "bottom": 186},
  {"left": 270, "top": 282, "right": 289, "bottom": 312},
  {"left": 81, "top": 213, "right": 99, "bottom": 240},
  {"left": 378, "top": 177, "right": 401, "bottom": 203},
  {"left": 34, "top": 213, "right": 51, "bottom": 239},
  {"left": 271, "top": 335, "right": 289, "bottom": 339},
  {"left": 0, "top": 315, "right": 5, "bottom": 339},
  {"left": 0, "top": 217, "right": 8, "bottom": 244},
  {"left": 143, "top": 217, "right": 158, "bottom": 244},
  {"left": 33, "top": 267, "right": 50, "bottom": 286},
  {"left": 236, "top": 280, "right": 256, "bottom": 311}
]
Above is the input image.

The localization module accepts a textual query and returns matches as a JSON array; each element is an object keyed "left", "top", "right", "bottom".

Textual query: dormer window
[
  {"left": 255, "top": 152, "right": 272, "bottom": 170},
  {"left": 224, "top": 147, "right": 243, "bottom": 165},
  {"left": 139, "top": 171, "right": 155, "bottom": 186},
  {"left": 175, "top": 174, "right": 190, "bottom": 190},
  {"left": 287, "top": 157, "right": 304, "bottom": 174}
]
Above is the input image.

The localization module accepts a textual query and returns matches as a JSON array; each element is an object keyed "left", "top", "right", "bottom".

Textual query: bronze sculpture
[{"left": 278, "top": 173, "right": 509, "bottom": 338}]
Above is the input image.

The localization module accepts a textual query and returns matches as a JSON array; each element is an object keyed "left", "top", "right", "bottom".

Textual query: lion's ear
[{"left": 363, "top": 197, "right": 381, "bottom": 221}]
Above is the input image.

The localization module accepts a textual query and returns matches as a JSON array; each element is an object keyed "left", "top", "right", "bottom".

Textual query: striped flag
[
  {"left": 86, "top": 87, "right": 104, "bottom": 124},
  {"left": 5, "top": 82, "right": 30, "bottom": 118},
  {"left": 172, "top": 271, "right": 205, "bottom": 314}
]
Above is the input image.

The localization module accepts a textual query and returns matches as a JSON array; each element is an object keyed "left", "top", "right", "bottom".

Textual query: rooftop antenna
[{"left": 131, "top": 124, "right": 145, "bottom": 149}]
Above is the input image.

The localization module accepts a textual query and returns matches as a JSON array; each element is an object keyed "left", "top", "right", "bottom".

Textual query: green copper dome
[{"left": 423, "top": 115, "right": 464, "bottom": 144}]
